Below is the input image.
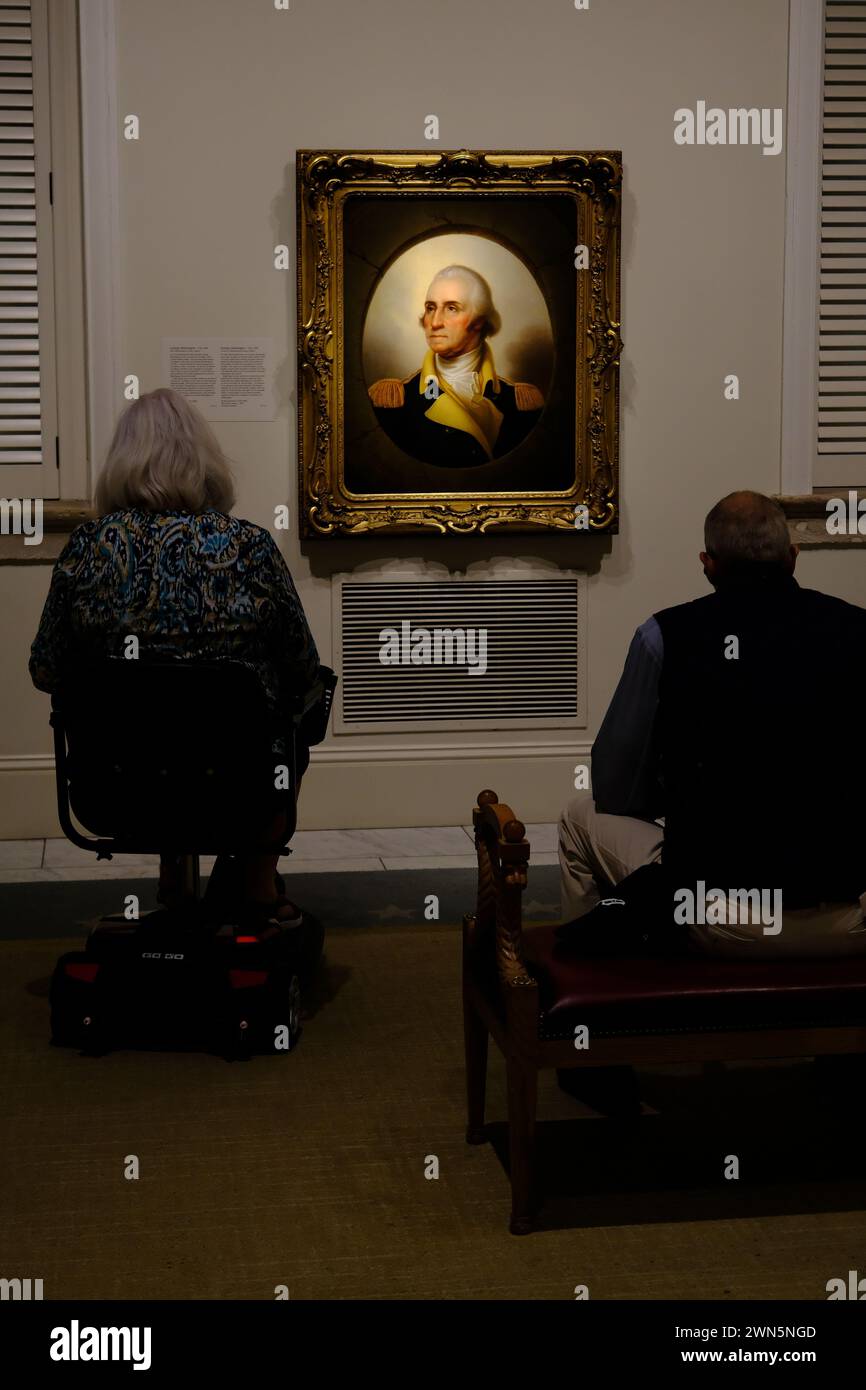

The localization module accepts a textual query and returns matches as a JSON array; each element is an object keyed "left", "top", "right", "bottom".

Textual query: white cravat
[{"left": 434, "top": 344, "right": 485, "bottom": 403}]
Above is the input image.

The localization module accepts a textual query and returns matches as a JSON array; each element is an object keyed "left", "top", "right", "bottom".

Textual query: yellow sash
[{"left": 419, "top": 346, "right": 503, "bottom": 459}]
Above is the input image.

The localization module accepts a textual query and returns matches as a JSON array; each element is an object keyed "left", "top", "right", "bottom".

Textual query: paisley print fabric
[{"left": 29, "top": 508, "right": 320, "bottom": 757}]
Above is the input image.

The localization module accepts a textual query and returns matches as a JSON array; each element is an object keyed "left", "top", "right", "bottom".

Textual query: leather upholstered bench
[{"left": 462, "top": 789, "right": 866, "bottom": 1234}]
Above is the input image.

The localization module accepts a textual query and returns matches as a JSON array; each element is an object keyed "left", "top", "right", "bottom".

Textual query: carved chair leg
[
  {"left": 464, "top": 992, "right": 489, "bottom": 1143},
  {"left": 506, "top": 1055, "right": 538, "bottom": 1235}
]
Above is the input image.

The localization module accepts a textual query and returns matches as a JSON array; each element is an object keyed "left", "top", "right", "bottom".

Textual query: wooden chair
[{"left": 462, "top": 789, "right": 866, "bottom": 1234}]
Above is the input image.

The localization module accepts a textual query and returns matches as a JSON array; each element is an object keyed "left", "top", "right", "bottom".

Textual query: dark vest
[{"left": 654, "top": 574, "right": 866, "bottom": 906}]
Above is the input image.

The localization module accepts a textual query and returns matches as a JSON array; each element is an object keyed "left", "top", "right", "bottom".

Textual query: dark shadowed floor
[{"left": 0, "top": 901, "right": 863, "bottom": 1300}]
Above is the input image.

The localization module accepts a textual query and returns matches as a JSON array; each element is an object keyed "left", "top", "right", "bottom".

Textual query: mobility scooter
[{"left": 47, "top": 656, "right": 336, "bottom": 1059}]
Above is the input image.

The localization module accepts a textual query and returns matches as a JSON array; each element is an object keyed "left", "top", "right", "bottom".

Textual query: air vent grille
[{"left": 337, "top": 578, "right": 582, "bottom": 730}]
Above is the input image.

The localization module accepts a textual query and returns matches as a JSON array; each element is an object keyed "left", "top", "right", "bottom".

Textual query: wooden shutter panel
[
  {"left": 818, "top": 0, "right": 866, "bottom": 484},
  {"left": 0, "top": 1, "right": 42, "bottom": 468}
]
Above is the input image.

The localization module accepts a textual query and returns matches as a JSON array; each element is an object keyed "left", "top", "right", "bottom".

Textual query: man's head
[
  {"left": 701, "top": 490, "right": 798, "bottom": 587},
  {"left": 420, "top": 265, "right": 500, "bottom": 359}
]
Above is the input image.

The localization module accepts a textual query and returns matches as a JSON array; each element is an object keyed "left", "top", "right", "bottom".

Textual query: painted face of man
[{"left": 422, "top": 277, "right": 484, "bottom": 359}]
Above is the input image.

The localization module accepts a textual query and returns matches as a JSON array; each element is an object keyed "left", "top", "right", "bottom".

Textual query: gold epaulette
[
  {"left": 368, "top": 378, "right": 405, "bottom": 408},
  {"left": 513, "top": 381, "right": 545, "bottom": 412}
]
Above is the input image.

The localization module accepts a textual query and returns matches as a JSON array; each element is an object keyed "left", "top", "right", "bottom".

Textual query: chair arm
[{"left": 291, "top": 666, "right": 337, "bottom": 746}]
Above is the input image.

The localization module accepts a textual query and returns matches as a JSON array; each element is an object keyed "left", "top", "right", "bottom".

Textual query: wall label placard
[{"left": 162, "top": 337, "right": 276, "bottom": 420}]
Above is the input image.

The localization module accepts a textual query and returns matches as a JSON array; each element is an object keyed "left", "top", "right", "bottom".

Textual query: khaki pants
[{"left": 557, "top": 791, "right": 866, "bottom": 958}]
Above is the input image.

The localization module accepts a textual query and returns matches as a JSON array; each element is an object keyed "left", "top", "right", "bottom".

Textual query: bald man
[
  {"left": 559, "top": 490, "right": 866, "bottom": 960},
  {"left": 368, "top": 263, "right": 544, "bottom": 468}
]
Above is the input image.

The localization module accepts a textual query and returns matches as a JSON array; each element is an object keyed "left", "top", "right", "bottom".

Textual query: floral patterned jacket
[{"left": 29, "top": 508, "right": 320, "bottom": 756}]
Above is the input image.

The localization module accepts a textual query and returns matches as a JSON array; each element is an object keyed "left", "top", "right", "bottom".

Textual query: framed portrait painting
[{"left": 296, "top": 149, "right": 622, "bottom": 537}]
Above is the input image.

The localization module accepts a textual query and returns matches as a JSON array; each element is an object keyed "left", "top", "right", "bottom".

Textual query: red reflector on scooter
[
  {"left": 235, "top": 935, "right": 259, "bottom": 944},
  {"left": 64, "top": 962, "right": 100, "bottom": 983},
  {"left": 228, "top": 969, "right": 268, "bottom": 989}
]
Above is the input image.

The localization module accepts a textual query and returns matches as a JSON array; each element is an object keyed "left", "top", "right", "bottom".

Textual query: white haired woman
[{"left": 29, "top": 386, "right": 319, "bottom": 925}]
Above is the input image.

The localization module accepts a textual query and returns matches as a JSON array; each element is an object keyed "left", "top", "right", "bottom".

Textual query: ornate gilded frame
[{"left": 297, "top": 150, "right": 622, "bottom": 537}]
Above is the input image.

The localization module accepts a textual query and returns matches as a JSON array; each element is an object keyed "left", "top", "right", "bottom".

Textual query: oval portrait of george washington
[{"left": 362, "top": 232, "right": 554, "bottom": 470}]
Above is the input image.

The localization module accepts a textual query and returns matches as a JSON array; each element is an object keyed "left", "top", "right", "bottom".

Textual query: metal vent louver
[{"left": 336, "top": 578, "right": 582, "bottom": 731}]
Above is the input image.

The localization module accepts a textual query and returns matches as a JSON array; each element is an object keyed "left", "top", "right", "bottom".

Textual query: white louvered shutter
[
  {"left": 0, "top": 0, "right": 57, "bottom": 493},
  {"left": 818, "top": 0, "right": 866, "bottom": 485}
]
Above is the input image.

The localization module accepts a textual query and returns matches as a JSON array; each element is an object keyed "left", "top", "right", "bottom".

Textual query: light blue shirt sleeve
[{"left": 591, "top": 616, "right": 664, "bottom": 821}]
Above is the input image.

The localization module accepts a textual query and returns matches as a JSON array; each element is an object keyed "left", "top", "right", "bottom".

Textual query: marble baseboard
[
  {"left": 286, "top": 826, "right": 473, "bottom": 859},
  {"left": 0, "top": 856, "right": 387, "bottom": 884},
  {"left": 381, "top": 851, "right": 558, "bottom": 872},
  {"left": 462, "top": 823, "right": 559, "bottom": 851},
  {"left": 2, "top": 825, "right": 560, "bottom": 884},
  {"left": 275, "top": 857, "right": 386, "bottom": 875},
  {"left": 0, "top": 865, "right": 162, "bottom": 885},
  {"left": 0, "top": 839, "right": 44, "bottom": 869},
  {"left": 379, "top": 855, "right": 478, "bottom": 872}
]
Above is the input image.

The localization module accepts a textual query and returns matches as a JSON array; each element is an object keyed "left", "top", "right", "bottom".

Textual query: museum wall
[{"left": 1, "top": 0, "right": 859, "bottom": 836}]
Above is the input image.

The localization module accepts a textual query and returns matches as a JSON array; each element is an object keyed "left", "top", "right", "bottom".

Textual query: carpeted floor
[{"left": 1, "top": 881, "right": 865, "bottom": 1300}]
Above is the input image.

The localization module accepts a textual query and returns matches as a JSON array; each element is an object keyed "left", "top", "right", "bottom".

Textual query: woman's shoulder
[
  {"left": 73, "top": 508, "right": 278, "bottom": 567},
  {"left": 194, "top": 509, "right": 276, "bottom": 555},
  {"left": 87, "top": 507, "right": 270, "bottom": 539},
  {"left": 210, "top": 510, "right": 272, "bottom": 541}
]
